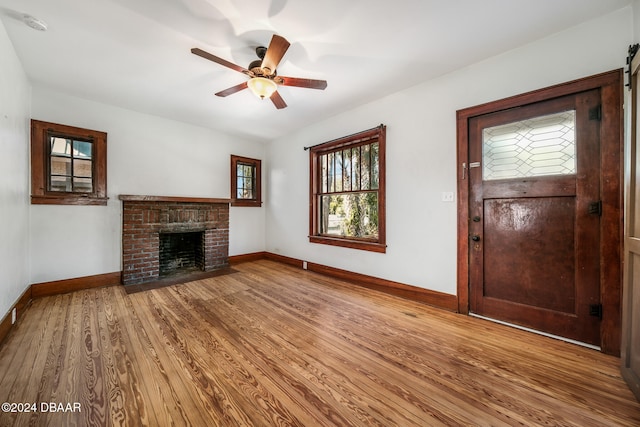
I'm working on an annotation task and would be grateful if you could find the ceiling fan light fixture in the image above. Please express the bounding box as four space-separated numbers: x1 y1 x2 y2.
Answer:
247 77 277 100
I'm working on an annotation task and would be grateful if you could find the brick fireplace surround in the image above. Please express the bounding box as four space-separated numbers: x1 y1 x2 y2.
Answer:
119 195 231 286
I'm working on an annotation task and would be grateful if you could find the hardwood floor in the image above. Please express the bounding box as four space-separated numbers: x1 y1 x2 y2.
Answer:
0 260 638 426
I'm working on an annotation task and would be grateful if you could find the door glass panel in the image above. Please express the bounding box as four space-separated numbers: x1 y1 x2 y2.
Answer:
483 110 576 180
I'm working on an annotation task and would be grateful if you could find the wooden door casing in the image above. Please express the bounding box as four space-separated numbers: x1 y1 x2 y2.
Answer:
621 52 640 400
457 70 623 355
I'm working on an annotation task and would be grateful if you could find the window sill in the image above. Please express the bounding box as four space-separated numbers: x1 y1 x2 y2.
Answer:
31 195 108 206
309 235 386 253
231 199 262 207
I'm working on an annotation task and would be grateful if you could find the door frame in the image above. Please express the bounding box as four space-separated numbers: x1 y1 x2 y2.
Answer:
621 50 640 400
456 70 623 355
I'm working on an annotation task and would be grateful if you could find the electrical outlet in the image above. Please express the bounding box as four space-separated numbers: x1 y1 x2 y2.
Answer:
441 192 455 202
11 308 16 325
302 261 308 270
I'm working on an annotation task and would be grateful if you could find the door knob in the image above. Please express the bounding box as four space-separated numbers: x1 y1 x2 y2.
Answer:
471 235 481 242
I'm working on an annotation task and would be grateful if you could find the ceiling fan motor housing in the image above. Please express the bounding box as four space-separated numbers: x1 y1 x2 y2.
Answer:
255 46 267 59
248 59 266 75
250 46 276 77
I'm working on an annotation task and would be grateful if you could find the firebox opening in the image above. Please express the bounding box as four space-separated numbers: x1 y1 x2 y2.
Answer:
159 231 204 277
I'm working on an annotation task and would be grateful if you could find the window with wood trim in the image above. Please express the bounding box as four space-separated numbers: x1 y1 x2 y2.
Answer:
31 120 107 205
231 155 262 207
309 125 386 252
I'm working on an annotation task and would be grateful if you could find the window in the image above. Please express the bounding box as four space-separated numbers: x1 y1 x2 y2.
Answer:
231 155 262 207
309 125 386 252
31 120 107 205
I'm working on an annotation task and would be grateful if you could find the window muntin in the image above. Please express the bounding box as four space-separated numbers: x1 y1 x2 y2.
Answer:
309 125 386 252
231 155 261 207
31 120 107 205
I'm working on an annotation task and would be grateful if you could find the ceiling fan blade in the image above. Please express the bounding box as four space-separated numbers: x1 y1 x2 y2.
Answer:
215 81 248 97
270 91 287 109
261 35 290 75
191 47 251 75
278 76 327 90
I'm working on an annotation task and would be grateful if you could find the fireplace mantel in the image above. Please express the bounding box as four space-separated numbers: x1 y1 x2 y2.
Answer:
118 195 231 204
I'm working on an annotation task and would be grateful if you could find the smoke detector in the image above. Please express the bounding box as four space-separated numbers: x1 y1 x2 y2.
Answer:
22 14 47 31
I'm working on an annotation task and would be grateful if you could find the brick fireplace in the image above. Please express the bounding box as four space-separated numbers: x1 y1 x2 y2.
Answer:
119 195 230 286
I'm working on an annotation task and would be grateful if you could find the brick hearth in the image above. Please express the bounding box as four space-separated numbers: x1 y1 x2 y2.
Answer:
119 195 231 286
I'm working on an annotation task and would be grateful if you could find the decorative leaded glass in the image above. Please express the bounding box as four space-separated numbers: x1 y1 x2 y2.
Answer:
482 110 576 180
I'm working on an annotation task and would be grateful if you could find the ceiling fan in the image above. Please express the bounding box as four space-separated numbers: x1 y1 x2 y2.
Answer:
191 35 327 109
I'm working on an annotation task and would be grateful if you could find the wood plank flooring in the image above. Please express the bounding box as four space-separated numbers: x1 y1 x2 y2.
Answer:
0 259 639 426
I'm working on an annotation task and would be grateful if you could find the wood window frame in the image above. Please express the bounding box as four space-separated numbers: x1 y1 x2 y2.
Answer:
308 125 386 253
30 119 107 206
230 155 262 207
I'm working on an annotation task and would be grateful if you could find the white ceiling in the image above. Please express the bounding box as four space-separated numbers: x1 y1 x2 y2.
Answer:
0 0 632 142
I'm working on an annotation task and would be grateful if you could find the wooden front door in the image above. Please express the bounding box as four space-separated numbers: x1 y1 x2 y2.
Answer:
457 70 623 354
468 90 602 346
621 50 640 400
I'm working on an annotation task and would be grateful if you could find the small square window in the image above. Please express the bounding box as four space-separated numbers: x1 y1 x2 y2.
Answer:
31 120 107 205
231 155 261 207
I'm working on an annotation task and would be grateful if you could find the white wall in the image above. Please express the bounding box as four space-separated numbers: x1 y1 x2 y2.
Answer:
0 19 31 316
266 7 633 296
30 87 266 283
635 0 640 39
